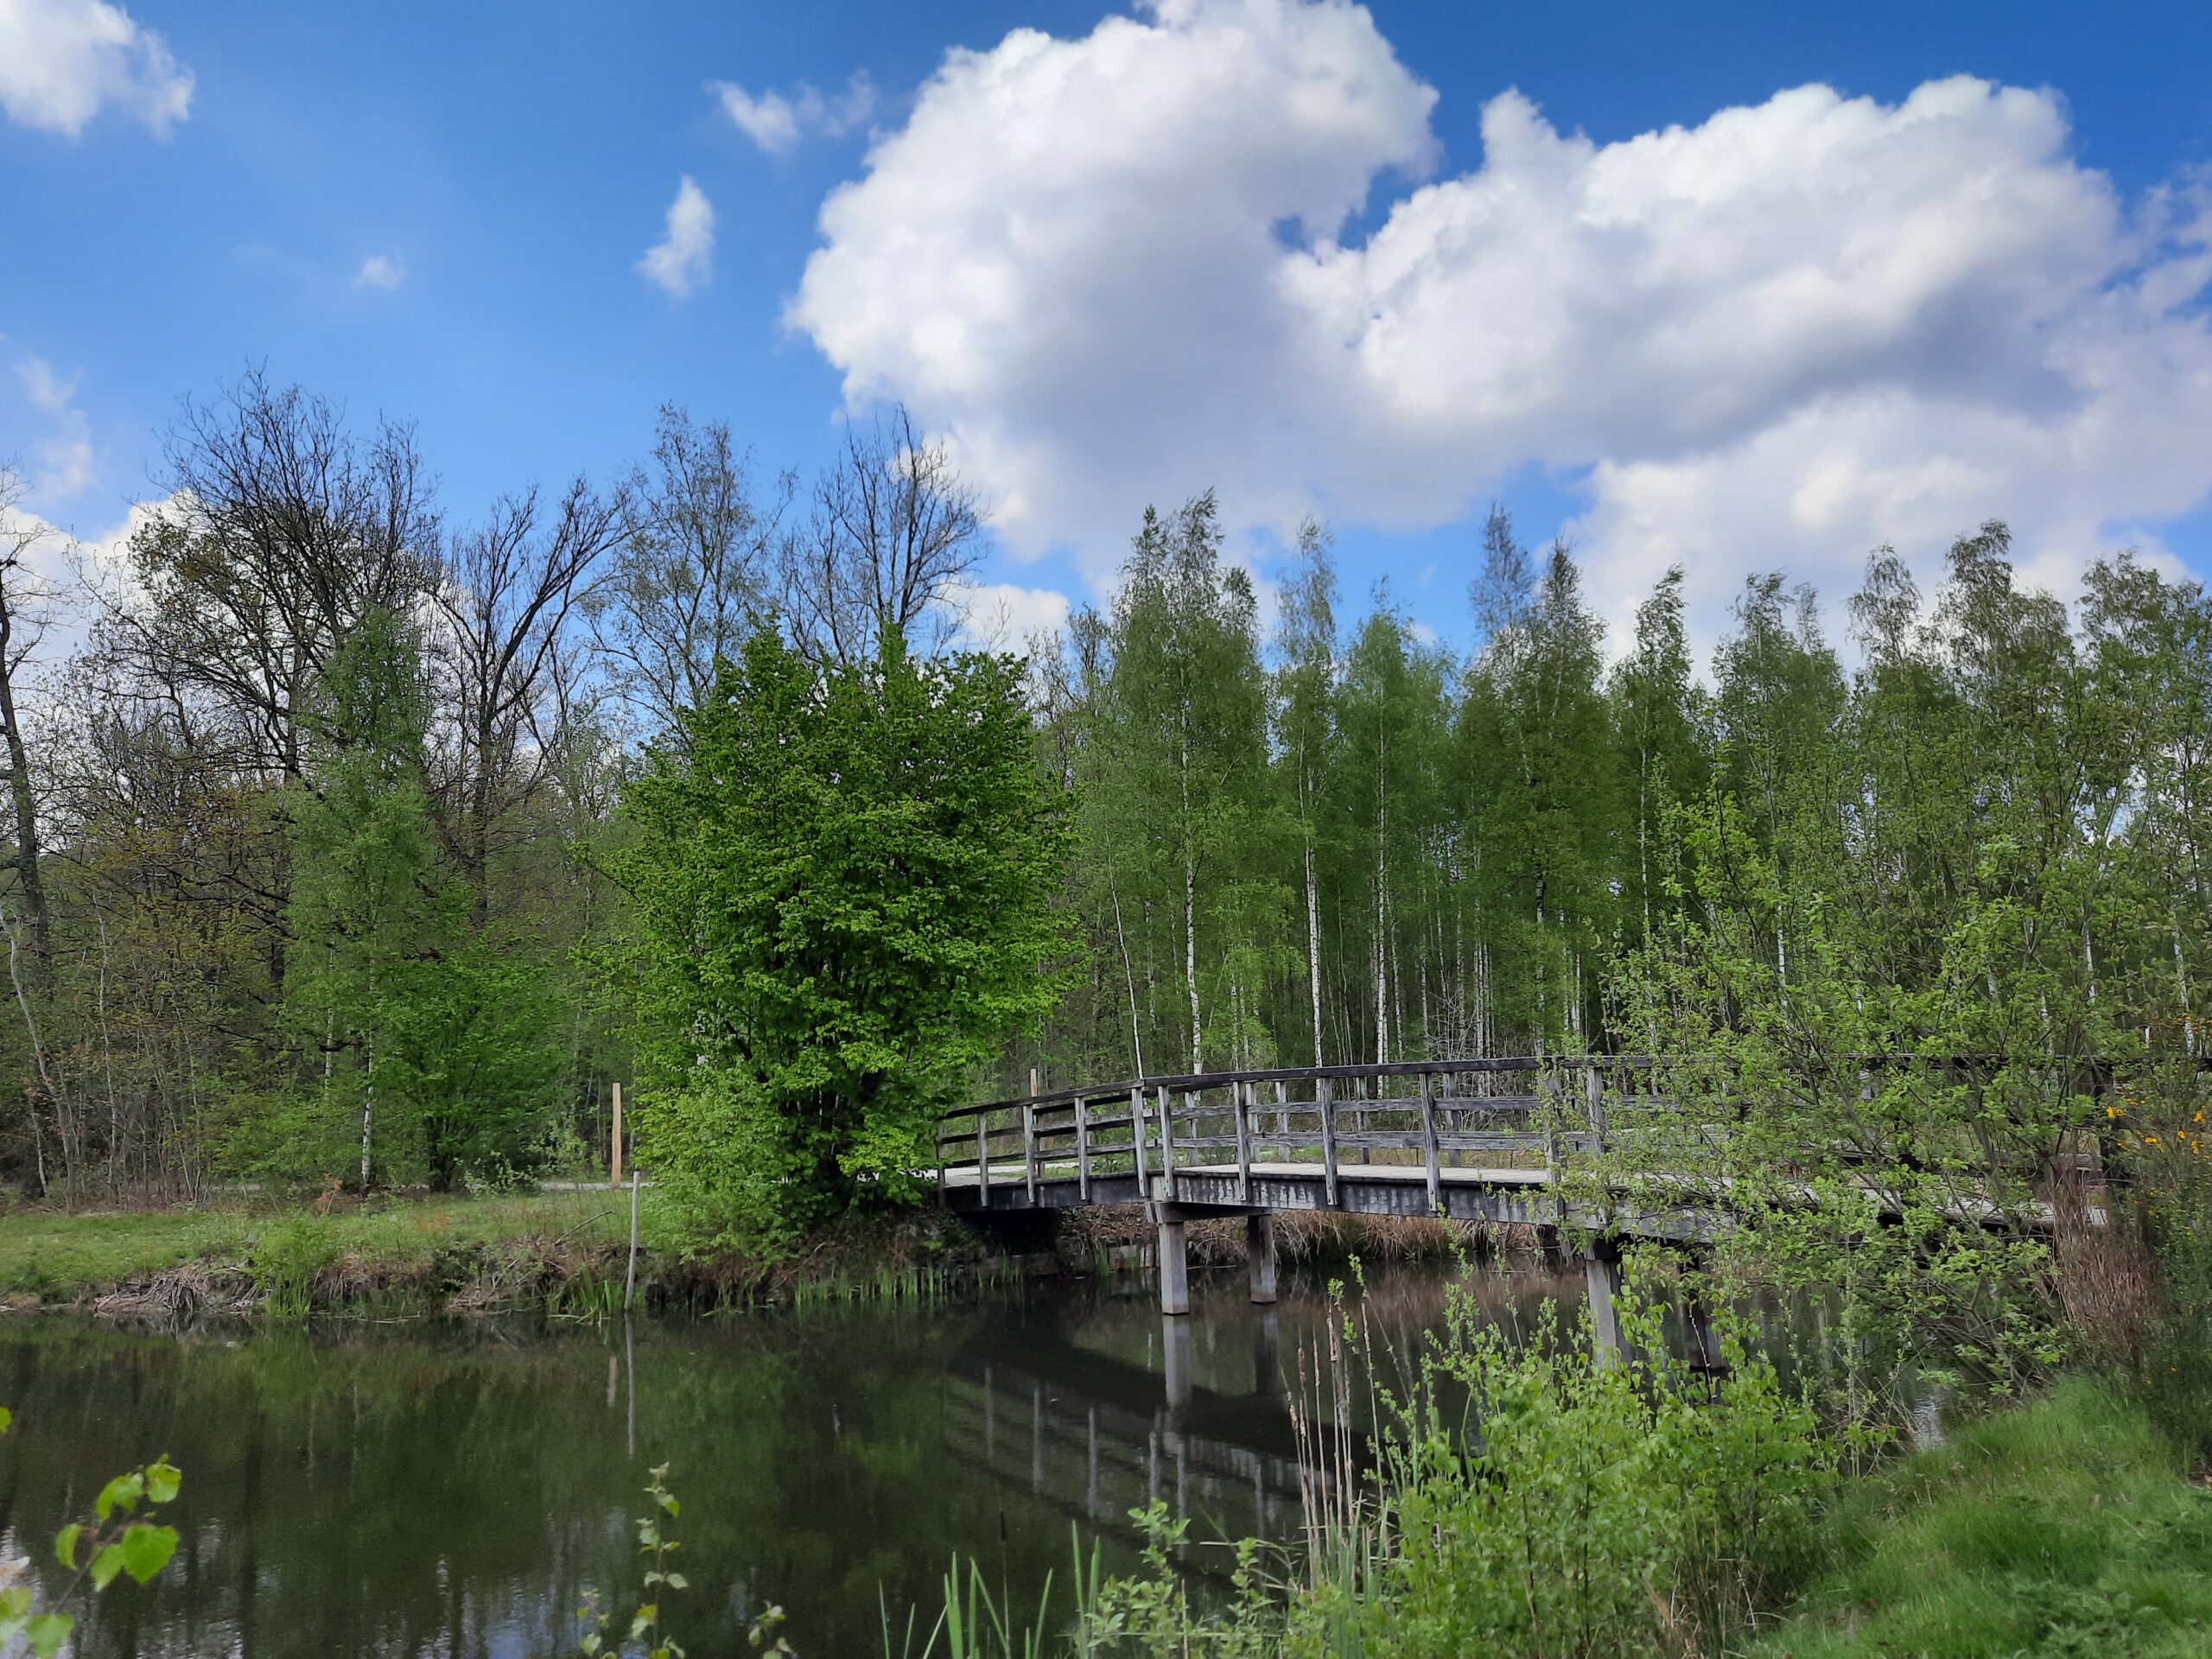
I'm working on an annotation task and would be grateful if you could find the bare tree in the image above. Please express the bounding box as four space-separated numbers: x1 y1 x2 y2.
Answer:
0 467 58 974
782 404 983 666
430 477 626 918
588 406 791 742
114 367 441 785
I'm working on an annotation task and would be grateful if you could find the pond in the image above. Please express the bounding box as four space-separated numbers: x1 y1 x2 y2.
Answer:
0 1259 1605 1658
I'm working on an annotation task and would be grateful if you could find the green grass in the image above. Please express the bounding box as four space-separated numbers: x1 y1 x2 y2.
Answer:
0 1188 646 1300
1754 1379 2212 1658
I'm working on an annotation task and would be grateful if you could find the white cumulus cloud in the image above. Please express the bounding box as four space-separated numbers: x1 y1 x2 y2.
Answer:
944 576 1073 651
353 253 406 291
790 0 2212 643
713 72 875 155
14 356 94 500
0 0 192 137
639 175 715 298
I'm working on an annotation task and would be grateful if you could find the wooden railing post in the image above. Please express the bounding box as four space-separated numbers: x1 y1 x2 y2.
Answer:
977 1111 991 1204
1157 1084 1177 1185
1024 1067 1041 1205
1074 1094 1090 1202
1234 1077 1253 1203
1130 1084 1149 1192
1421 1071 1441 1213
1585 1063 1607 1157
1319 1076 1339 1208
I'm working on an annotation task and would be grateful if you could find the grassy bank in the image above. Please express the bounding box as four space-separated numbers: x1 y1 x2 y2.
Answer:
0 1189 1018 1315
1753 1380 2212 1657
0 1190 647 1313
0 1193 1503 1318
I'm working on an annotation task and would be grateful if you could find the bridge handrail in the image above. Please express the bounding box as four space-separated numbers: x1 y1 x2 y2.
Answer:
941 1054 1664 1124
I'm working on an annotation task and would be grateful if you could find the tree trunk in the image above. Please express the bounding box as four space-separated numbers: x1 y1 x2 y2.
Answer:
359 1041 376 1193
0 582 49 974
1180 739 1201 1074
1304 836 1325 1068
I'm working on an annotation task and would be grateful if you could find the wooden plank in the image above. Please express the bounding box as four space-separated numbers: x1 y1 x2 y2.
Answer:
1075 1094 1090 1201
1158 1084 1177 1183
1319 1076 1339 1207
1421 1072 1441 1212
1234 1078 1252 1203
1130 1085 1149 1191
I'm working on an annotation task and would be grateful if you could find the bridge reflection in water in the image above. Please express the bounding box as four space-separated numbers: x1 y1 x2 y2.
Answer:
935 1262 1592 1563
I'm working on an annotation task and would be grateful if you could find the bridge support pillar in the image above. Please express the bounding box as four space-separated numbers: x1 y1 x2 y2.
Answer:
1585 1243 1624 1368
1246 1212 1278 1305
1157 1215 1190 1316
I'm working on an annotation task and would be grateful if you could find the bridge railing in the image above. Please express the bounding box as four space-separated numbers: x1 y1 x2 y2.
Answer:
934 1056 1685 1210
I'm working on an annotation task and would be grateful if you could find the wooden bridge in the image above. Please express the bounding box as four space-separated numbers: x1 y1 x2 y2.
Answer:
938 1055 1669 1336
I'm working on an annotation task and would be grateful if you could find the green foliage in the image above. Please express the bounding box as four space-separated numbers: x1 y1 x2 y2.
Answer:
249 1213 341 1318
1306 1272 1827 1659
0 1407 182 1658
268 606 572 1189
1749 1380 2212 1658
580 1462 693 1659
613 625 1071 1250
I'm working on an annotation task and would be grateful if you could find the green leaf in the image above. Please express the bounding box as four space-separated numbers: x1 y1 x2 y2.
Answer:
0 1584 31 1647
95 1471 144 1522
0 1404 12 1435
580 1635 602 1656
90 1541 127 1592
664 1572 689 1590
120 1522 179 1585
145 1458 182 1505
24 1611 73 1659
54 1522 81 1569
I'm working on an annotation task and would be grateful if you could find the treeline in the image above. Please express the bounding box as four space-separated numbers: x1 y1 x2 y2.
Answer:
0 372 987 1200
4 367 2209 1212
1018 497 2212 1089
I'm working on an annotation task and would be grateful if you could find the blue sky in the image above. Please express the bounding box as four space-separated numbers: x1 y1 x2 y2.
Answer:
5 0 2212 661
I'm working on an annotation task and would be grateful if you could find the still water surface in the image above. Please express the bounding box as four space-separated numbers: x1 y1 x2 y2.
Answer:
0 1262 1593 1659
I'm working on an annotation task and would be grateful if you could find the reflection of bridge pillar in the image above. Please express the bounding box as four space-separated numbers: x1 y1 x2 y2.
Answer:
1246 1212 1278 1305
1585 1243 1624 1367
1157 1215 1190 1315
1253 1311 1281 1398
1162 1313 1195 1411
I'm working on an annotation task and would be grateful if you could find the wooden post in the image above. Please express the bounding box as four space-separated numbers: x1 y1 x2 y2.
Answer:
1157 1215 1190 1315
1234 1078 1253 1203
1074 1094 1090 1202
1246 1211 1277 1305
1421 1071 1441 1213
1319 1076 1339 1208
1586 1063 1606 1156
1130 1084 1149 1192
1585 1247 1624 1368
1157 1084 1177 1185
977 1112 991 1204
1024 1066 1040 1205
1273 1078 1287 1139
610 1080 624 1187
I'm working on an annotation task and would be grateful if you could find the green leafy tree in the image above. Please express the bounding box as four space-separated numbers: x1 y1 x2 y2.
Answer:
613 626 1070 1249
276 607 568 1189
